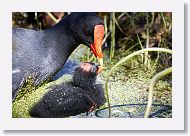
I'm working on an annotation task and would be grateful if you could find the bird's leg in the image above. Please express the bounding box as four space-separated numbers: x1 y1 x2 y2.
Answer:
88 102 97 112
86 102 97 116
84 94 97 113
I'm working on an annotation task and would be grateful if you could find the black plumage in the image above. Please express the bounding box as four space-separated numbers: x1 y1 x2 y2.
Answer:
12 13 104 100
29 62 106 118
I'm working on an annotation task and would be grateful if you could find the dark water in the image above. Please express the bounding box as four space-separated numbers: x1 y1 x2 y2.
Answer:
69 104 172 118
95 104 172 118
51 59 78 80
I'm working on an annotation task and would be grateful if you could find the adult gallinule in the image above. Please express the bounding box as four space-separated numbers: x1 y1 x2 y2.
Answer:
29 62 106 118
12 13 104 100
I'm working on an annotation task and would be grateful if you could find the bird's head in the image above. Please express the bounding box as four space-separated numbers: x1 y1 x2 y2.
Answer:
69 13 104 68
73 62 100 86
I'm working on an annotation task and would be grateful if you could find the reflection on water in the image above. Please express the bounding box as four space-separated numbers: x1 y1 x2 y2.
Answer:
51 60 78 80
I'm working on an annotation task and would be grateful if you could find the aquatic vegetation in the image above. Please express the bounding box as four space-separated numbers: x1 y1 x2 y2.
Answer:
12 74 72 118
104 48 172 117
144 67 172 118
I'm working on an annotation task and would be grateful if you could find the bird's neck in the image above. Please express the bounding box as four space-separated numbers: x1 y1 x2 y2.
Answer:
41 19 80 73
73 75 97 89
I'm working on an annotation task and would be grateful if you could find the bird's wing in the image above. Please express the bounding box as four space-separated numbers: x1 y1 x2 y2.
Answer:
30 86 93 118
51 91 92 117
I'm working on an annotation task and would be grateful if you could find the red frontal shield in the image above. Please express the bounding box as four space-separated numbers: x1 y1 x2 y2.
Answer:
90 24 104 59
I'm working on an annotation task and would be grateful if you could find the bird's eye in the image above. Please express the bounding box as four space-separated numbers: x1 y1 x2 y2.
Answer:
83 28 91 36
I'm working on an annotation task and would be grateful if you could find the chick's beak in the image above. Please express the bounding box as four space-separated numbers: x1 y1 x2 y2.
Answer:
90 24 104 67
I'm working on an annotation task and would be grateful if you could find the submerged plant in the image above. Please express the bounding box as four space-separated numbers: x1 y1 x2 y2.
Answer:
144 67 172 118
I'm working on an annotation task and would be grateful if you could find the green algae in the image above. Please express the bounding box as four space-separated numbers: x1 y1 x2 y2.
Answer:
12 74 72 118
98 66 172 118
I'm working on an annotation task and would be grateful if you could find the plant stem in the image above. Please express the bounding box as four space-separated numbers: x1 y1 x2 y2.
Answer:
46 12 59 23
144 12 150 66
151 38 161 74
136 33 144 50
87 48 90 61
150 12 155 27
104 15 108 39
160 12 167 29
102 32 110 46
109 13 113 62
110 12 116 61
104 48 172 118
35 12 42 30
115 15 127 36
144 67 172 118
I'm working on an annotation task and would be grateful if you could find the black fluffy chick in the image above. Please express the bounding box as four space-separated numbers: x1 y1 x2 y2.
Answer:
30 62 106 118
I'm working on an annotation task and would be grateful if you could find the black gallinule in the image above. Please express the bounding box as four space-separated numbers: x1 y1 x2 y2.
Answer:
29 62 106 118
12 13 104 100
